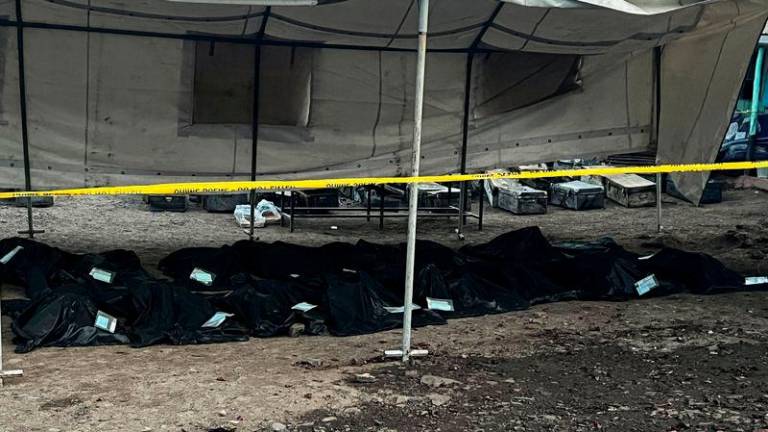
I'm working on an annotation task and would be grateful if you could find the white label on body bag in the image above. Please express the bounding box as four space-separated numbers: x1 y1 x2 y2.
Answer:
635 274 659 296
745 276 768 286
637 252 658 261
291 302 317 313
384 304 422 314
94 310 117 333
426 297 455 312
89 267 115 284
190 267 215 286
0 245 23 265
202 312 234 328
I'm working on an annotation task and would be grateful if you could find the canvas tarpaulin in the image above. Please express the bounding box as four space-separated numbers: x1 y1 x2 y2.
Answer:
0 0 764 203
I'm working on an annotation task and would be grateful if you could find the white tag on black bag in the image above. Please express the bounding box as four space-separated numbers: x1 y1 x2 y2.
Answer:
0 245 23 265
745 276 768 286
190 268 215 286
426 297 455 312
89 267 115 284
291 302 317 313
384 304 422 314
635 274 659 296
637 252 657 261
201 312 234 328
94 310 117 333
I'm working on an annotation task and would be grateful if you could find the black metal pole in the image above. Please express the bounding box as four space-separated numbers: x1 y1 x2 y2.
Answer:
478 179 484 231
248 8 270 240
290 190 295 233
14 0 42 238
366 187 372 222
457 53 473 237
379 186 385 230
248 43 261 241
453 3 502 238
653 46 664 231
653 46 662 149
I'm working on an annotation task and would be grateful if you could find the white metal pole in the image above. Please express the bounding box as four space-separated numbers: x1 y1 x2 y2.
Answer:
401 0 429 363
0 288 23 386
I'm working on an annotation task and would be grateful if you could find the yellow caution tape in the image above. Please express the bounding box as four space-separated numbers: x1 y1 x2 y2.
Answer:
1 160 768 199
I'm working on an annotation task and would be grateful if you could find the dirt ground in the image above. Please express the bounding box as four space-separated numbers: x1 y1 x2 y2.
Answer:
0 187 767 432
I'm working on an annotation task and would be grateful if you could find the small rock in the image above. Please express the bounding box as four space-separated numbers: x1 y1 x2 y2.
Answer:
420 375 461 388
394 395 410 405
294 358 323 368
427 393 451 406
271 422 287 431
353 373 377 383
343 407 362 416
217 410 227 417
541 414 559 424
321 416 337 423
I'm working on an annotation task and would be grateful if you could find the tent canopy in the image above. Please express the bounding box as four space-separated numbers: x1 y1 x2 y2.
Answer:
0 0 765 203
14 0 728 53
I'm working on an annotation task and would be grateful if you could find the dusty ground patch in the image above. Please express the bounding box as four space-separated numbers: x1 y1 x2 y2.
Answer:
0 189 766 431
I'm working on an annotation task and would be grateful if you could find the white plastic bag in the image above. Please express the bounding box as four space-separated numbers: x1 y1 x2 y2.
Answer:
233 199 281 228
234 204 266 228
256 199 282 223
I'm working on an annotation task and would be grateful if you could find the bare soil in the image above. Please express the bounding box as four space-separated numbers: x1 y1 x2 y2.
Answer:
0 188 766 432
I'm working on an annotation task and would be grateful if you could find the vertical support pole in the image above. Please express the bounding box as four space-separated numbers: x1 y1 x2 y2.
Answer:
14 0 40 239
0 288 23 385
248 43 262 241
366 187 372 222
379 186 385 230
652 46 662 151
653 46 663 233
457 53 473 238
400 0 429 363
249 7 270 240
289 190 295 233
747 47 765 168
656 173 662 233
478 179 484 231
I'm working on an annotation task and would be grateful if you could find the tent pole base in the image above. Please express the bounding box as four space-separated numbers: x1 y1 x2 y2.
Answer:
384 349 428 361
0 369 23 387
